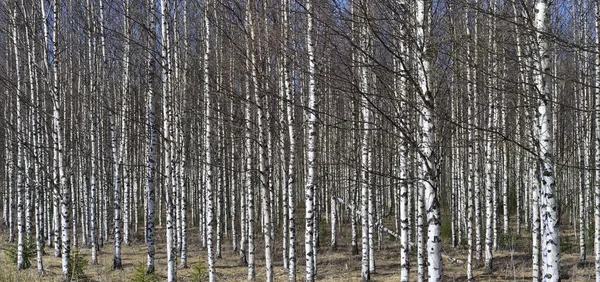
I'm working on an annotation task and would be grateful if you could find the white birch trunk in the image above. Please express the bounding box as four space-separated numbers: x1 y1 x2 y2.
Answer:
577 87 587 263
394 33 410 279
330 196 337 250
284 0 297 276
279 48 289 269
86 5 98 256
111 95 122 270
531 164 540 281
28 23 43 272
244 3 255 279
360 83 370 282
357 3 371 280
252 32 273 282
179 9 188 259
40 0 60 256
99 0 108 248
34 106 44 275
368 140 375 274
534 0 560 279
122 5 131 242
160 0 176 279
48 0 70 277
463 4 475 279
484 83 495 271
305 0 317 280
215 105 223 261
229 101 238 254
12 2 25 271
416 0 442 279
203 2 215 280
594 1 600 280
145 0 156 273
471 1 482 262
400 149 409 282
394 32 410 282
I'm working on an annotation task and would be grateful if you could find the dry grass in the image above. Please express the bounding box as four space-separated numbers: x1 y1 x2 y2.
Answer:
0 223 596 281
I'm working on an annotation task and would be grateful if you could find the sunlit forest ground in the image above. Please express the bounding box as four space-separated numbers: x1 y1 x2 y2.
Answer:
0 215 596 281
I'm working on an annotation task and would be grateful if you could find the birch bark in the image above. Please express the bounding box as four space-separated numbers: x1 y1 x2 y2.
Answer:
305 0 317 280
533 0 560 279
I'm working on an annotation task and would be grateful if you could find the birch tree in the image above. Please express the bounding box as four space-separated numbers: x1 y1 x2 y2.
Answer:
11 0 25 271
160 0 177 279
283 0 296 279
415 0 442 278
358 2 372 279
145 0 156 273
533 0 560 279
305 0 317 280
203 0 216 280
594 0 600 280
244 2 255 279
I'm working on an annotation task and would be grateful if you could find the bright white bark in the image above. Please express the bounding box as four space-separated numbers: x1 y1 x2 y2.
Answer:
594 1 600 280
229 100 238 254
368 140 375 273
400 149 409 282
284 0 296 277
121 0 131 247
145 0 156 273
215 105 222 261
331 197 337 250
12 2 25 271
471 0 482 263
111 92 122 270
243 3 255 280
160 0 176 280
577 79 587 263
533 0 560 280
416 152 425 282
99 0 108 248
359 23 371 282
254 41 274 282
2 50 8 232
27 20 43 272
279 9 290 265
305 0 317 280
393 28 409 281
484 76 495 271
34 103 44 276
416 0 442 279
46 0 70 277
39 0 60 257
203 2 215 280
463 4 475 279
90 112 98 264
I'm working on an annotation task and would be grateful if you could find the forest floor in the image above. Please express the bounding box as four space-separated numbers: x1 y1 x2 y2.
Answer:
0 221 596 281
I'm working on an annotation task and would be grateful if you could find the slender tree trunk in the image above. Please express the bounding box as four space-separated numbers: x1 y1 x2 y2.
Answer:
416 0 442 279
145 0 156 274
180 4 190 257
484 75 495 272
284 0 296 277
111 91 122 270
394 33 410 280
160 0 176 279
358 6 371 280
244 3 255 279
594 1 600 280
533 0 560 279
305 0 317 280
203 2 215 280
12 2 25 271
121 0 131 247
